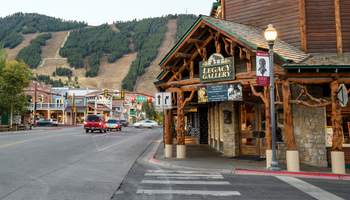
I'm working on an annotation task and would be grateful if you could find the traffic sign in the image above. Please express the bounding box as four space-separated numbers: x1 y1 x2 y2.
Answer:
337 84 348 107
154 92 173 110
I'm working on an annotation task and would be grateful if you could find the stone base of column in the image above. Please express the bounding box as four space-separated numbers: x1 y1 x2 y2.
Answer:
331 151 346 174
164 144 173 158
286 150 300 172
266 149 272 169
176 145 186 159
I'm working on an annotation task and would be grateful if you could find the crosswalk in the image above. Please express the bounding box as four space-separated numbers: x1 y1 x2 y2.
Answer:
136 169 241 197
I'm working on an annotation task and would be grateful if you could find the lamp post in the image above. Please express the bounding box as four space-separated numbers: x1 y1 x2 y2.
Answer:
264 24 280 170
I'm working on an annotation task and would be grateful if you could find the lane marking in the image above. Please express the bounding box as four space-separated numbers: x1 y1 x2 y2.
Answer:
155 176 224 180
144 173 223 178
146 170 220 175
141 180 230 185
136 189 241 196
276 176 344 200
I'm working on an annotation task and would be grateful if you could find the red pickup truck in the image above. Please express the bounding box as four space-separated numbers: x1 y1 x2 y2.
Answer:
84 114 107 133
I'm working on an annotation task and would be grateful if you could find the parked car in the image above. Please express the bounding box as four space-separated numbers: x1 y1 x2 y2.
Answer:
36 119 53 127
133 120 158 128
106 119 122 131
120 119 129 127
83 115 107 133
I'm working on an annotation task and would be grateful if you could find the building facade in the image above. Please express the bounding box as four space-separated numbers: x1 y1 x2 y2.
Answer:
155 0 350 174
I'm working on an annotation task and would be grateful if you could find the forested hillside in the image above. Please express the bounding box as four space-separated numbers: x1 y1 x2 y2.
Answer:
0 13 197 92
16 33 52 68
59 14 197 90
0 13 86 49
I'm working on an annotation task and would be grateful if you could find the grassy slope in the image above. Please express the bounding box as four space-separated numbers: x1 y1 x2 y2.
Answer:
5 33 39 60
134 19 177 95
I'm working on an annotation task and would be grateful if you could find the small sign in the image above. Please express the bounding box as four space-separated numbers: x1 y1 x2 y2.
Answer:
256 51 270 86
325 126 333 147
200 53 234 83
154 92 172 110
200 83 243 103
337 84 348 107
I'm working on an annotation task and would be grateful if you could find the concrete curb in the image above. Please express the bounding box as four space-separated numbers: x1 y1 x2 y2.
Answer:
234 168 350 181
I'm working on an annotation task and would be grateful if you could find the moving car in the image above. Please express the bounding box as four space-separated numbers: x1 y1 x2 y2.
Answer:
36 118 54 127
83 115 107 133
106 119 122 131
120 119 129 127
133 120 158 128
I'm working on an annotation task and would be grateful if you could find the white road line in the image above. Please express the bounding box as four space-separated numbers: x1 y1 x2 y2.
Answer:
155 176 224 180
141 180 230 185
276 176 344 200
136 189 241 196
144 173 223 178
146 170 220 175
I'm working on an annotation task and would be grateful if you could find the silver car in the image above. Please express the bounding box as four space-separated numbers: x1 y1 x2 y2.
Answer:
133 120 158 128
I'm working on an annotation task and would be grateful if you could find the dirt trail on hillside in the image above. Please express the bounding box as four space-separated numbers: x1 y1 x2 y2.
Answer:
77 53 137 89
134 19 177 95
5 33 39 60
33 31 71 78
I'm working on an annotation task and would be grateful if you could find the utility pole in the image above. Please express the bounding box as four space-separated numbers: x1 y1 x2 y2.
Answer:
33 82 37 126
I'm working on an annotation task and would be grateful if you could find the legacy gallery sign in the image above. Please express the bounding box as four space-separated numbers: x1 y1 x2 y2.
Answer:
200 53 234 82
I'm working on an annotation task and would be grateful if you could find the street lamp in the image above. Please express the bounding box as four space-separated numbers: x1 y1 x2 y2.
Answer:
264 24 280 171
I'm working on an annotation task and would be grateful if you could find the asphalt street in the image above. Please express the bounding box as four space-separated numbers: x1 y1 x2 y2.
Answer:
0 126 161 200
113 144 350 200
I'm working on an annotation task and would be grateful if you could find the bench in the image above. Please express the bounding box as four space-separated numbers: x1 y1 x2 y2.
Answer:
0 125 10 132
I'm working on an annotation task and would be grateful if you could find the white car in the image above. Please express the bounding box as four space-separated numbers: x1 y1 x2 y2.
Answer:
133 120 158 128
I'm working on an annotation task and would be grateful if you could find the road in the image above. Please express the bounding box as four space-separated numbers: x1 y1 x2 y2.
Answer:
113 144 350 200
1 127 350 200
0 126 161 200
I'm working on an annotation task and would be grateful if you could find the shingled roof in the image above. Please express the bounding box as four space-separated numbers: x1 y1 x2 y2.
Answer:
159 15 309 68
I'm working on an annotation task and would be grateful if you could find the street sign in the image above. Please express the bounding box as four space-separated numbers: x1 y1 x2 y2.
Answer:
337 84 348 107
154 92 172 110
256 51 270 86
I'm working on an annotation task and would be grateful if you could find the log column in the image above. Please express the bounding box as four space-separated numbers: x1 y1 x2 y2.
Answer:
282 80 300 172
264 87 272 168
164 109 173 158
330 80 345 174
176 91 186 159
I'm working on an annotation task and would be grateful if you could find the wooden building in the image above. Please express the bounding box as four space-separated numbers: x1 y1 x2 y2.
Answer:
155 0 350 174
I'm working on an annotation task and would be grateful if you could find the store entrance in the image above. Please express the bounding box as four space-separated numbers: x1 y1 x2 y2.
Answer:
239 102 266 158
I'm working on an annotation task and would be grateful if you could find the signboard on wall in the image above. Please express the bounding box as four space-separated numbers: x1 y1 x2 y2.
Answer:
198 83 243 103
256 51 270 86
200 53 234 83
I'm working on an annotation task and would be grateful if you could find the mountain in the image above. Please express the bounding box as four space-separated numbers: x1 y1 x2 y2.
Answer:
1 13 197 94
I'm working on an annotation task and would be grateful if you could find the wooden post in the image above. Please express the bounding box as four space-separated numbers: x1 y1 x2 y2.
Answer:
283 80 300 172
164 109 173 158
176 91 185 145
334 0 343 54
190 61 194 80
282 80 297 150
331 80 343 151
330 80 346 174
264 86 272 150
299 0 307 52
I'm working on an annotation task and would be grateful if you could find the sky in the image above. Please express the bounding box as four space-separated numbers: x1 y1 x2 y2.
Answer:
0 0 215 25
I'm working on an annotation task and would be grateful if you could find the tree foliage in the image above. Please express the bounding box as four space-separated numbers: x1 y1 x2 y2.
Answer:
0 59 32 117
55 67 73 77
176 14 197 41
16 33 52 68
60 24 129 77
35 75 65 87
0 13 87 49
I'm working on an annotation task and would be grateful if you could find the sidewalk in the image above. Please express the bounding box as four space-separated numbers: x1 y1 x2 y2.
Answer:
151 143 350 180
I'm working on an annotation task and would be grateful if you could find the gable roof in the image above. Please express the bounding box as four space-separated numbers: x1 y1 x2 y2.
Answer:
159 15 309 67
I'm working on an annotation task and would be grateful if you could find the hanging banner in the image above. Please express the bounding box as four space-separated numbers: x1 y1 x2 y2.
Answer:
256 51 270 86
200 53 234 83
198 83 242 103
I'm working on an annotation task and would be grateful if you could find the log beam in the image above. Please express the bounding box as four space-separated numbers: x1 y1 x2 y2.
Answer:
335 0 343 54
164 109 173 145
282 80 297 150
331 80 343 151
